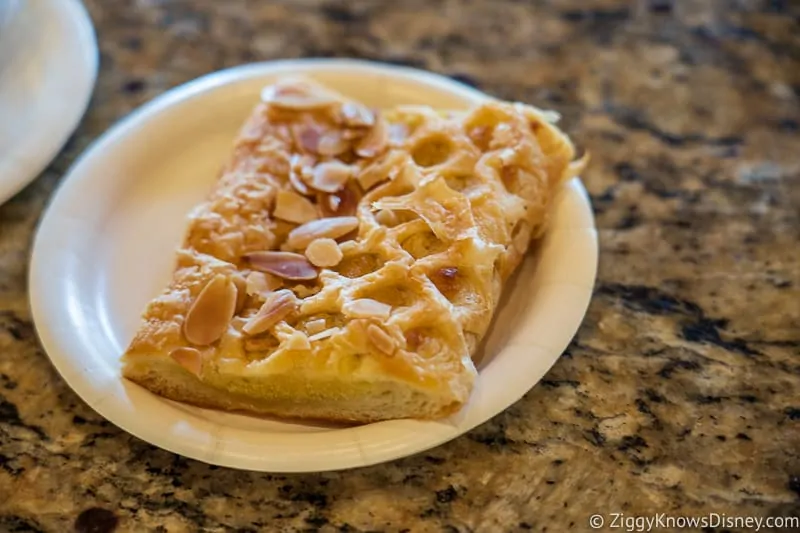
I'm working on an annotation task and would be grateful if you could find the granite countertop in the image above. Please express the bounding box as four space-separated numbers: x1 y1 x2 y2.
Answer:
1 0 799 531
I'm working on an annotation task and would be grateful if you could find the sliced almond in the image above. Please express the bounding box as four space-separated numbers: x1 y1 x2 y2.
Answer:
245 271 283 295
301 166 315 181
215 232 245 259
291 153 317 171
170 347 202 376
342 298 392 320
231 274 248 313
261 82 338 110
242 290 298 336
305 318 327 335
273 189 319 224
388 123 409 144
286 216 359 250
340 102 375 127
295 125 321 153
287 154 317 196
183 274 237 346
309 161 352 193
308 327 340 342
289 168 311 196
355 116 388 158
316 131 351 156
320 184 359 217
245 251 318 281
356 150 403 190
356 167 388 191
305 238 343 268
367 324 396 356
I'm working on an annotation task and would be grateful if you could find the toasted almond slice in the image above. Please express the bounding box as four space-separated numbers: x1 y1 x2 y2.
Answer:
305 238 343 268
305 318 327 335
356 150 404 190
289 168 311 196
367 324 396 356
308 327 340 342
355 116 388 158
388 123 409 144
245 251 318 281
170 347 202 376
291 153 317 170
295 125 321 153
340 102 375 127
320 184 359 217
301 167 315 182
242 290 298 336
183 274 237 346
215 232 245 258
342 298 392 320
245 271 283 295
316 131 351 156
231 274 248 313
309 161 352 193
273 190 319 224
286 216 359 250
261 82 338 110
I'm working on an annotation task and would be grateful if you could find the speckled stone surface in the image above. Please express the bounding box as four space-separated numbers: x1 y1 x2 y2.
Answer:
1 0 799 531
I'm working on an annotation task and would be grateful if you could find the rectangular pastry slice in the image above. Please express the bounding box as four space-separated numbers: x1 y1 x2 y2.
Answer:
120 77 583 422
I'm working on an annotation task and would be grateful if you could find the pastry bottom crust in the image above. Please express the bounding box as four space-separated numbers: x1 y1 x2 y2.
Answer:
123 356 464 423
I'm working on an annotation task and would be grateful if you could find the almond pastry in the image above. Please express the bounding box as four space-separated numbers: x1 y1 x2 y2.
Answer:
120 77 584 423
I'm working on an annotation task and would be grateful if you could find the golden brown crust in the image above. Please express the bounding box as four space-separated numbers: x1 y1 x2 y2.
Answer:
121 77 582 423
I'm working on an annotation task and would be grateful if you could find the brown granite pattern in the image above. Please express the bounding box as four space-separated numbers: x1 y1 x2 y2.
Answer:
1 0 799 531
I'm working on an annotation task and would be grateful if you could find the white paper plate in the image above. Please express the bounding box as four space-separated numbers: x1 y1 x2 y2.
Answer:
0 0 98 205
30 59 597 472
